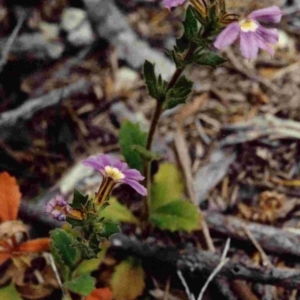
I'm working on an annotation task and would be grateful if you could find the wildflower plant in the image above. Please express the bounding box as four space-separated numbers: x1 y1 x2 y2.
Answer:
44 1 282 299
214 6 282 59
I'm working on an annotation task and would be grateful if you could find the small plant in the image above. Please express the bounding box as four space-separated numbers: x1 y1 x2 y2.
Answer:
40 1 282 299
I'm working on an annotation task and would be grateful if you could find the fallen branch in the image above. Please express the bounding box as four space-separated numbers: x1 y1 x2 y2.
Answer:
110 233 300 289
223 49 282 94
83 0 175 78
0 33 64 60
220 114 300 146
18 190 61 232
179 250 300 289
205 212 300 257
0 79 92 135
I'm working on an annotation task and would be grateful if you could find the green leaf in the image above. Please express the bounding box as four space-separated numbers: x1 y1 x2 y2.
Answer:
119 121 147 171
168 49 184 69
50 229 80 270
72 239 98 260
131 145 159 162
0 284 22 300
110 259 145 300
99 197 139 224
157 74 168 101
74 257 103 276
189 5 207 26
66 216 86 228
143 61 167 102
73 248 107 277
151 163 184 210
208 5 218 24
193 50 226 69
143 60 157 99
174 36 190 54
165 75 193 109
64 274 96 296
71 189 89 210
183 6 198 40
150 200 201 232
92 221 120 239
100 222 120 237
50 241 70 279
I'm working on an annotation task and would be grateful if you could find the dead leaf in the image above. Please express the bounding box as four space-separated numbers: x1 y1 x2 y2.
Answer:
17 238 50 253
0 172 22 222
110 259 145 300
15 284 53 300
85 288 112 300
238 191 291 224
271 177 300 187
175 93 208 123
0 253 12 265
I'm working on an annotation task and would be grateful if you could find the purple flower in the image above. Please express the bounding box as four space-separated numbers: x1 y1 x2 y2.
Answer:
214 6 282 59
163 0 186 9
44 195 71 221
82 154 147 197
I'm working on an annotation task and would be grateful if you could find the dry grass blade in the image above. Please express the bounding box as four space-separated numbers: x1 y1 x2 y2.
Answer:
0 12 27 73
47 253 70 299
174 124 195 202
196 239 231 300
242 224 271 267
177 270 195 300
174 123 215 252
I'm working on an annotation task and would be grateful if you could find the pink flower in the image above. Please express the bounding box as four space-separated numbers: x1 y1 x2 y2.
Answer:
163 0 186 9
82 154 147 197
214 6 282 59
44 195 71 221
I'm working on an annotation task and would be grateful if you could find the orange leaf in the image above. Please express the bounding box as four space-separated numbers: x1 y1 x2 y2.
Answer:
0 172 21 222
85 288 112 300
17 238 50 253
0 253 11 265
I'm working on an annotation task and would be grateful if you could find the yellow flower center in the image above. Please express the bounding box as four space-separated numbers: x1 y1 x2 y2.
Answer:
239 19 259 32
104 166 125 181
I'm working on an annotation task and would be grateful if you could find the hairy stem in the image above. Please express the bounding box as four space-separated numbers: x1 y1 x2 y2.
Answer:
142 45 196 223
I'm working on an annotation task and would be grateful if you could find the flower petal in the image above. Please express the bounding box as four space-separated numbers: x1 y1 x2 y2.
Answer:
98 154 115 168
249 6 282 23
122 169 145 181
122 178 147 196
257 37 275 57
256 26 278 44
240 32 259 59
163 0 186 9
214 22 240 50
114 161 128 171
82 158 105 173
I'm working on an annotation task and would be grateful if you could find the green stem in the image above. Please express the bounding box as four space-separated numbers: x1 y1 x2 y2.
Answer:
145 101 164 151
142 44 196 223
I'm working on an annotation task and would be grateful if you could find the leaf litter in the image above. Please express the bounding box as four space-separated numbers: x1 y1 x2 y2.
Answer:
1 0 300 299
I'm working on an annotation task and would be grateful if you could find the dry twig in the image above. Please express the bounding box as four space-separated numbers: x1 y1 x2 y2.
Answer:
0 12 26 73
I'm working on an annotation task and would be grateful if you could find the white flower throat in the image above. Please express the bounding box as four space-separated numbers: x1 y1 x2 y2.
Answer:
239 19 259 32
104 166 125 181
